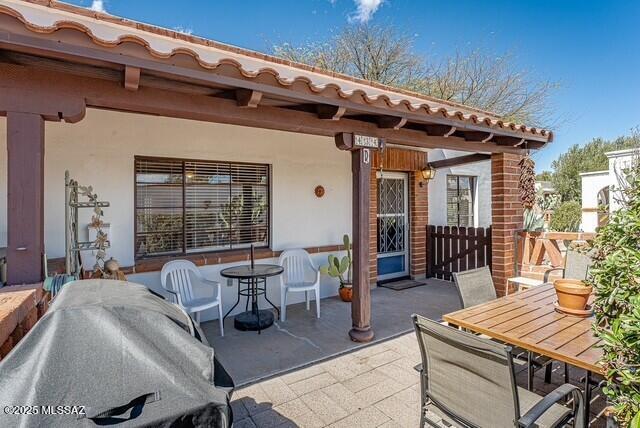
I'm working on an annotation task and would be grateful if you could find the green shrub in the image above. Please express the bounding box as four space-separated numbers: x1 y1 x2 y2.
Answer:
549 200 582 232
588 161 640 427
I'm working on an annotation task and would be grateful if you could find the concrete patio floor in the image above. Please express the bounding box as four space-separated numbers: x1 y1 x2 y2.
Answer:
202 278 606 427
229 332 607 428
201 279 460 385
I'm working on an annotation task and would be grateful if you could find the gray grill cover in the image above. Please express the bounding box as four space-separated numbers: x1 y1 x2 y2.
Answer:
0 279 233 427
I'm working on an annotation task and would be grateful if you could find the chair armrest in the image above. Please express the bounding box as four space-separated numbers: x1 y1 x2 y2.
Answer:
201 278 221 299
160 284 179 304
543 267 565 282
518 383 583 428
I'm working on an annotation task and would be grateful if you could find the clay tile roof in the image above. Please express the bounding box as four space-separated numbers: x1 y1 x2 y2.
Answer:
0 0 552 141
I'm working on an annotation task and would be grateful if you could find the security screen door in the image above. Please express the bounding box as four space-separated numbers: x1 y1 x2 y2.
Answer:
376 172 409 280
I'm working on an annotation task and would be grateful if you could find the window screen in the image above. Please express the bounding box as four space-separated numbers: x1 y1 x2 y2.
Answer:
135 157 269 258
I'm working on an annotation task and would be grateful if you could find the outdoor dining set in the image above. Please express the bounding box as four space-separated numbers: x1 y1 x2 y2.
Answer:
159 245 322 336
414 249 598 427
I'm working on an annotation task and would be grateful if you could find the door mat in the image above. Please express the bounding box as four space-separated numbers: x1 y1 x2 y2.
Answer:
379 279 426 291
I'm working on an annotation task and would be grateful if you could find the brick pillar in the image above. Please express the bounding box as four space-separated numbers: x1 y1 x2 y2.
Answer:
491 153 524 296
409 171 428 279
369 169 378 285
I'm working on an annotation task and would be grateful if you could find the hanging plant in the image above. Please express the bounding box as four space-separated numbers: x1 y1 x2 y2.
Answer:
518 154 537 209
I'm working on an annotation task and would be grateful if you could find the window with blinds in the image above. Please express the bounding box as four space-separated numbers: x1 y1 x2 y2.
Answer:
135 157 270 258
446 175 476 227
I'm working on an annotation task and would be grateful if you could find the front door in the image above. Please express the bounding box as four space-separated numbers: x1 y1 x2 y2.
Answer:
376 172 409 281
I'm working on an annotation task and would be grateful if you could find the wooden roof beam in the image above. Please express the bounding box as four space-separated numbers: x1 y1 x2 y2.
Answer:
428 153 491 169
377 116 407 130
316 104 346 120
493 135 527 147
235 89 263 108
123 65 140 91
462 131 494 142
425 124 456 137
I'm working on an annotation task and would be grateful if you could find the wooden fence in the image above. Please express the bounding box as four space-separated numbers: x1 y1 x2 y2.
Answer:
426 225 492 281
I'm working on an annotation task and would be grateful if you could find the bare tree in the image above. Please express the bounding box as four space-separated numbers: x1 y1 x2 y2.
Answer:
273 24 557 127
420 50 557 125
273 25 423 86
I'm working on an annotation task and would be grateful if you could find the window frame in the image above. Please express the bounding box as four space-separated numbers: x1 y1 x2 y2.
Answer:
134 155 272 260
446 174 477 227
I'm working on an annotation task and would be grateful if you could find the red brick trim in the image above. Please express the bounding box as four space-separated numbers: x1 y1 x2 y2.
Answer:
0 283 48 360
47 244 347 276
409 171 428 279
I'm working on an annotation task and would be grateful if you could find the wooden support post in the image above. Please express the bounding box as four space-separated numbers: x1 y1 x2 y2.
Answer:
349 148 374 343
6 112 45 285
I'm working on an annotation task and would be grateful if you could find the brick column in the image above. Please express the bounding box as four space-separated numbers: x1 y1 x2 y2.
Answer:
409 171 428 279
491 153 523 296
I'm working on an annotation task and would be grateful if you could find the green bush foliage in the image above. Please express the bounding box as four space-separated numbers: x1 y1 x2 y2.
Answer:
588 161 640 427
549 200 582 232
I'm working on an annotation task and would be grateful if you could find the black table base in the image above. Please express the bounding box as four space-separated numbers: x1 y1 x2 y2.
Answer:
221 268 282 334
234 309 275 331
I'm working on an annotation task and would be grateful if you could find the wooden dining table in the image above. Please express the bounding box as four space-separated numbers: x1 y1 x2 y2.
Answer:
443 283 603 423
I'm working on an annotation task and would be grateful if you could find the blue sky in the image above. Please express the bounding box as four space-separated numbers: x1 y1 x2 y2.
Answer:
68 0 640 171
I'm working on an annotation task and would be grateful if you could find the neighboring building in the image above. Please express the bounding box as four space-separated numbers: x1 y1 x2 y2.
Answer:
580 148 638 232
535 180 556 197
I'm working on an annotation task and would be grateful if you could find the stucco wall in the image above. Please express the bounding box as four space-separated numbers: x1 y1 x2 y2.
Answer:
427 149 492 228
0 110 354 320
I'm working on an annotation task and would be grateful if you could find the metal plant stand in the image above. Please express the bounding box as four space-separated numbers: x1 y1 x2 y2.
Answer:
64 171 110 278
221 264 283 333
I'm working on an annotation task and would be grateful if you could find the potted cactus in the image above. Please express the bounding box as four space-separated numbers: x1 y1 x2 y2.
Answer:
320 234 353 302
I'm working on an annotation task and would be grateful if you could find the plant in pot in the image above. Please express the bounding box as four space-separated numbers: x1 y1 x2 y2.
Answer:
320 234 353 302
553 277 592 312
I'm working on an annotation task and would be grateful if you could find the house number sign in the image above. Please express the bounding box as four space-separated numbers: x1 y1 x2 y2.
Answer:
353 135 381 149
363 149 370 164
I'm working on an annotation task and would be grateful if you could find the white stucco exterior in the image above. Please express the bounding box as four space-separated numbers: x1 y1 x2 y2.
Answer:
427 149 492 228
580 148 638 232
0 110 495 320
0 109 356 319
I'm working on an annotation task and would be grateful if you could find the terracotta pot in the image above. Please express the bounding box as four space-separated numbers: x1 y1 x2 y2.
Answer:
554 279 592 310
339 286 353 302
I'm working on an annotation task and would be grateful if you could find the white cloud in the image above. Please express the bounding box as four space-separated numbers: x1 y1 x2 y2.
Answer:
90 0 106 13
348 0 384 23
173 26 193 35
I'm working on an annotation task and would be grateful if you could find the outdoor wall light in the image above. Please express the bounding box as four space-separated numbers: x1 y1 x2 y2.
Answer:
420 165 436 181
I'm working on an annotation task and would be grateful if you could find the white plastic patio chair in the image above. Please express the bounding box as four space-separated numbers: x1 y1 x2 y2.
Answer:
278 249 321 322
160 260 224 336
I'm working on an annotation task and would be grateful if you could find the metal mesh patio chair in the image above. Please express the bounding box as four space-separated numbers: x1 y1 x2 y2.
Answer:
412 314 584 428
452 266 560 390
543 250 593 282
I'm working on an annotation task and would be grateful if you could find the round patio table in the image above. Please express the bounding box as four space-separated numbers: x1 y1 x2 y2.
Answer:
220 264 283 333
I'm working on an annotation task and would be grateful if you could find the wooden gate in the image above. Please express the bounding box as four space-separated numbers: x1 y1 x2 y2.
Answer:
426 226 492 280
